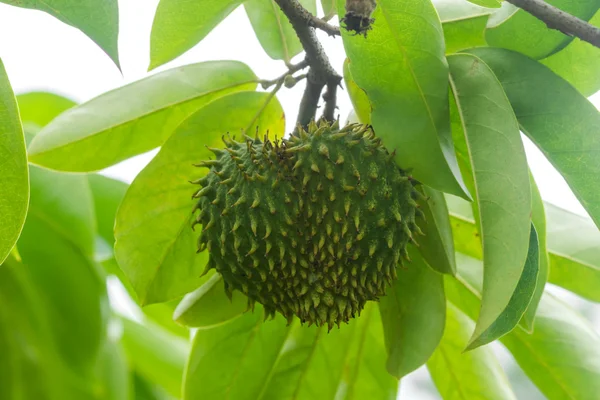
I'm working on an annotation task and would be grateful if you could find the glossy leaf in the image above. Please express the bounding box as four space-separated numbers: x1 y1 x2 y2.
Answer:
485 0 599 59
470 47 600 232
18 166 107 372
0 60 28 265
17 91 76 128
174 274 248 328
28 61 257 172
150 0 244 69
541 11 600 97
503 293 600 399
245 0 316 62
343 58 371 124
417 186 456 276
337 0 470 199
0 0 120 68
467 224 539 349
379 249 445 378
520 174 548 331
121 318 189 398
114 91 284 305
427 302 517 400
183 307 292 400
448 53 531 349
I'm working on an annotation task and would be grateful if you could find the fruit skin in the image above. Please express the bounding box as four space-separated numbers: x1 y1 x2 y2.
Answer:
192 120 422 330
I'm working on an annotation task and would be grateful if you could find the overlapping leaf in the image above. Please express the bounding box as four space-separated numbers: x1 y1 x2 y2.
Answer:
337 0 470 199
379 249 446 378
0 0 120 68
114 91 284 305
434 0 492 54
150 0 244 69
470 48 600 232
245 0 316 62
0 60 28 265
485 0 600 59
17 91 76 128
448 53 531 349
28 61 257 172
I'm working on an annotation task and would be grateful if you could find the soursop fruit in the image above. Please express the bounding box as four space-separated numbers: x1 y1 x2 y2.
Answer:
191 120 422 329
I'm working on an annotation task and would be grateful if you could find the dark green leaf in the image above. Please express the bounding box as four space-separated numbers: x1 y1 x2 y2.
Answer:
379 249 445 378
470 47 600 232
0 60 28 265
245 0 316 62
150 0 243 69
485 0 599 59
17 91 76 128
174 274 248 328
541 11 600 97
520 174 548 331
0 0 120 68
114 91 284 305
28 61 256 172
121 318 189 398
427 302 517 400
18 166 108 372
417 186 456 275
448 53 531 349
133 371 172 400
337 0 471 199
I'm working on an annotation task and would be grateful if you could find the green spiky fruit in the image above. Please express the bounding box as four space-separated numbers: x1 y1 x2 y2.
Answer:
191 121 422 330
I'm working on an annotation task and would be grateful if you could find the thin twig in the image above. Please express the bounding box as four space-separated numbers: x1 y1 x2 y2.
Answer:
273 0 342 130
259 59 309 89
506 0 600 48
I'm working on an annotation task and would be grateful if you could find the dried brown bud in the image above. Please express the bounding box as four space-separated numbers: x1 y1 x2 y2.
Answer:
342 0 377 36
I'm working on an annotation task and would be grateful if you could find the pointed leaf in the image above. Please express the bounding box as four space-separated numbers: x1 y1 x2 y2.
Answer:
114 91 284 305
17 91 76 128
541 10 600 96
28 61 257 172
469 47 600 233
337 0 470 199
448 53 531 348
379 249 445 378
343 58 371 125
245 0 316 62
174 274 248 328
150 0 244 69
485 0 600 59
520 174 548 331
417 186 456 275
0 0 120 68
0 59 28 265
427 302 517 400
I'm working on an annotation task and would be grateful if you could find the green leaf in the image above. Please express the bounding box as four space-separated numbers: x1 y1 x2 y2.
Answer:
427 302 517 400
417 186 456 275
343 58 371 125
0 0 120 68
28 61 257 172
245 0 316 62
92 340 131 400
114 91 284 305
485 0 600 59
541 10 600 96
520 174 548 331
469 47 600 232
174 274 248 328
378 249 445 378
0 59 28 265
133 371 172 400
335 305 398 400
17 91 76 128
337 0 471 199
143 299 190 338
321 0 336 18
88 174 128 250
465 0 499 8
183 307 292 400
434 0 492 54
150 0 243 69
18 166 108 372
121 318 189 398
502 293 600 399
448 53 531 349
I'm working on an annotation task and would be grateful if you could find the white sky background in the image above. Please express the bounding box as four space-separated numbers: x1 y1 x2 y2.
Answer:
1 0 599 398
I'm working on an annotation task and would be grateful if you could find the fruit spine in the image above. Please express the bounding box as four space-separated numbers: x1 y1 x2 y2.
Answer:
192 120 422 330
